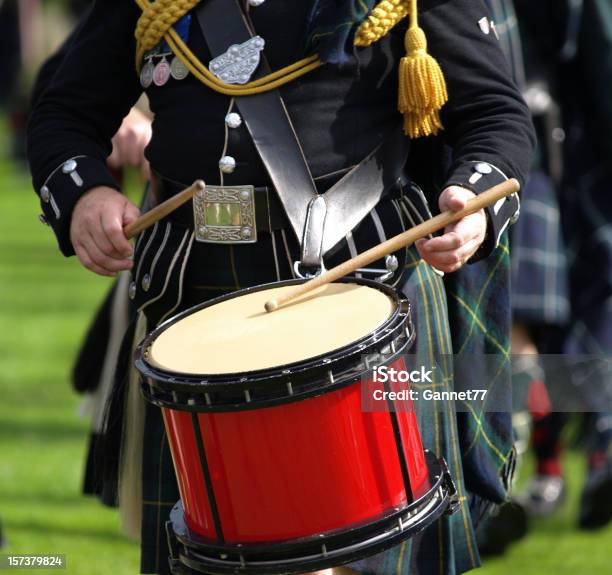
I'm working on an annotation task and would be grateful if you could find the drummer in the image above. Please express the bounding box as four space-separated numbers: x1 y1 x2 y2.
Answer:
27 1 534 574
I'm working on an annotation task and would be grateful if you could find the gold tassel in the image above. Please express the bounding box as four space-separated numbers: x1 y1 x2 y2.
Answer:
398 0 448 138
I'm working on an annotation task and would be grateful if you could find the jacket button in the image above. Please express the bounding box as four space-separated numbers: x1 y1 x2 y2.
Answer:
225 112 242 129
129 281 137 300
474 162 493 175
62 159 77 174
142 273 151 292
219 155 236 174
248 0 266 6
40 186 50 202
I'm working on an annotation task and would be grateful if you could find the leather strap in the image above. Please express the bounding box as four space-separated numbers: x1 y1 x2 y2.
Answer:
195 0 316 244
321 127 408 254
301 196 327 269
195 0 410 264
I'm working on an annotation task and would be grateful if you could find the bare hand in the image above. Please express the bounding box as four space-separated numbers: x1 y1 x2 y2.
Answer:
415 186 486 273
108 108 152 179
70 186 140 276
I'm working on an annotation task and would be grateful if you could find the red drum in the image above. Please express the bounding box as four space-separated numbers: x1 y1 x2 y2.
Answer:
136 279 457 575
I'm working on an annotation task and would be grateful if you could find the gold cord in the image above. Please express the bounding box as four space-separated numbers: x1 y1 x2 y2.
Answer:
133 0 447 138
397 0 448 137
355 0 410 46
165 29 322 94
135 0 200 69
135 0 322 95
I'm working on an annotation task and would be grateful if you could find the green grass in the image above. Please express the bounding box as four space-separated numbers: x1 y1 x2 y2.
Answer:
1 123 611 575
0 128 139 574
479 452 612 575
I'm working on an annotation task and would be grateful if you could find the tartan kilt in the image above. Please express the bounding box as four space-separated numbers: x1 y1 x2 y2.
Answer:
560 124 612 354
444 235 516 507
509 170 570 328
107 192 513 575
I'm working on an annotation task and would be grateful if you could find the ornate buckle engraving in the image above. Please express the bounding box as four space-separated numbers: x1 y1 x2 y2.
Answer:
209 36 265 85
193 185 257 244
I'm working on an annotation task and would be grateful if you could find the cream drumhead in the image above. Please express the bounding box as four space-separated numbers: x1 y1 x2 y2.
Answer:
148 282 396 374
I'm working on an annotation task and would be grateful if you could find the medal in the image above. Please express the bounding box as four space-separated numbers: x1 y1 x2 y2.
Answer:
170 56 190 81
140 58 155 88
153 57 171 86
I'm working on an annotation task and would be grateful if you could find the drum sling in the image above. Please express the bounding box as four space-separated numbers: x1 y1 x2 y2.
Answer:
194 0 410 271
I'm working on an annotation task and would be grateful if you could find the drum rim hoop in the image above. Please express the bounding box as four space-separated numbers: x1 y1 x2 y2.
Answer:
166 451 458 574
136 278 413 409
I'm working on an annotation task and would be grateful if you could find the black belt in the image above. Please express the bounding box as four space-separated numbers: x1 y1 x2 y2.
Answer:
153 175 288 232
153 172 408 235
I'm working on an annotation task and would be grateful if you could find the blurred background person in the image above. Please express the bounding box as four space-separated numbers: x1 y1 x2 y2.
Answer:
514 0 612 530
470 0 570 553
0 1 150 555
25 0 151 510
479 0 612 556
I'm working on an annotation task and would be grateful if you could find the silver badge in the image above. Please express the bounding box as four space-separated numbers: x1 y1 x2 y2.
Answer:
209 36 265 85
170 56 190 81
153 57 171 86
140 58 155 88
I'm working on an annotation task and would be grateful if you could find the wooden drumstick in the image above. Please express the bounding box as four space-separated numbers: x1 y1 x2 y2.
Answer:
123 179 205 239
264 178 520 313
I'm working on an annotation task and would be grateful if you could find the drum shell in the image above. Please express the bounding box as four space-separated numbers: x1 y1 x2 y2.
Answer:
162 356 429 543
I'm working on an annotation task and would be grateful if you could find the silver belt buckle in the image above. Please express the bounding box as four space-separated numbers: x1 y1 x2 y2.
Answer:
193 185 257 244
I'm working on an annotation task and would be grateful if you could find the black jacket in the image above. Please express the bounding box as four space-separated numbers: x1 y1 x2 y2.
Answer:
27 0 534 257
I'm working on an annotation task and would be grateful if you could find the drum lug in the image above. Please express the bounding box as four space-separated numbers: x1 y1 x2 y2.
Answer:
446 493 461 515
318 534 329 558
354 255 399 283
293 254 398 281
440 462 460 515
166 518 188 575
364 353 380 369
